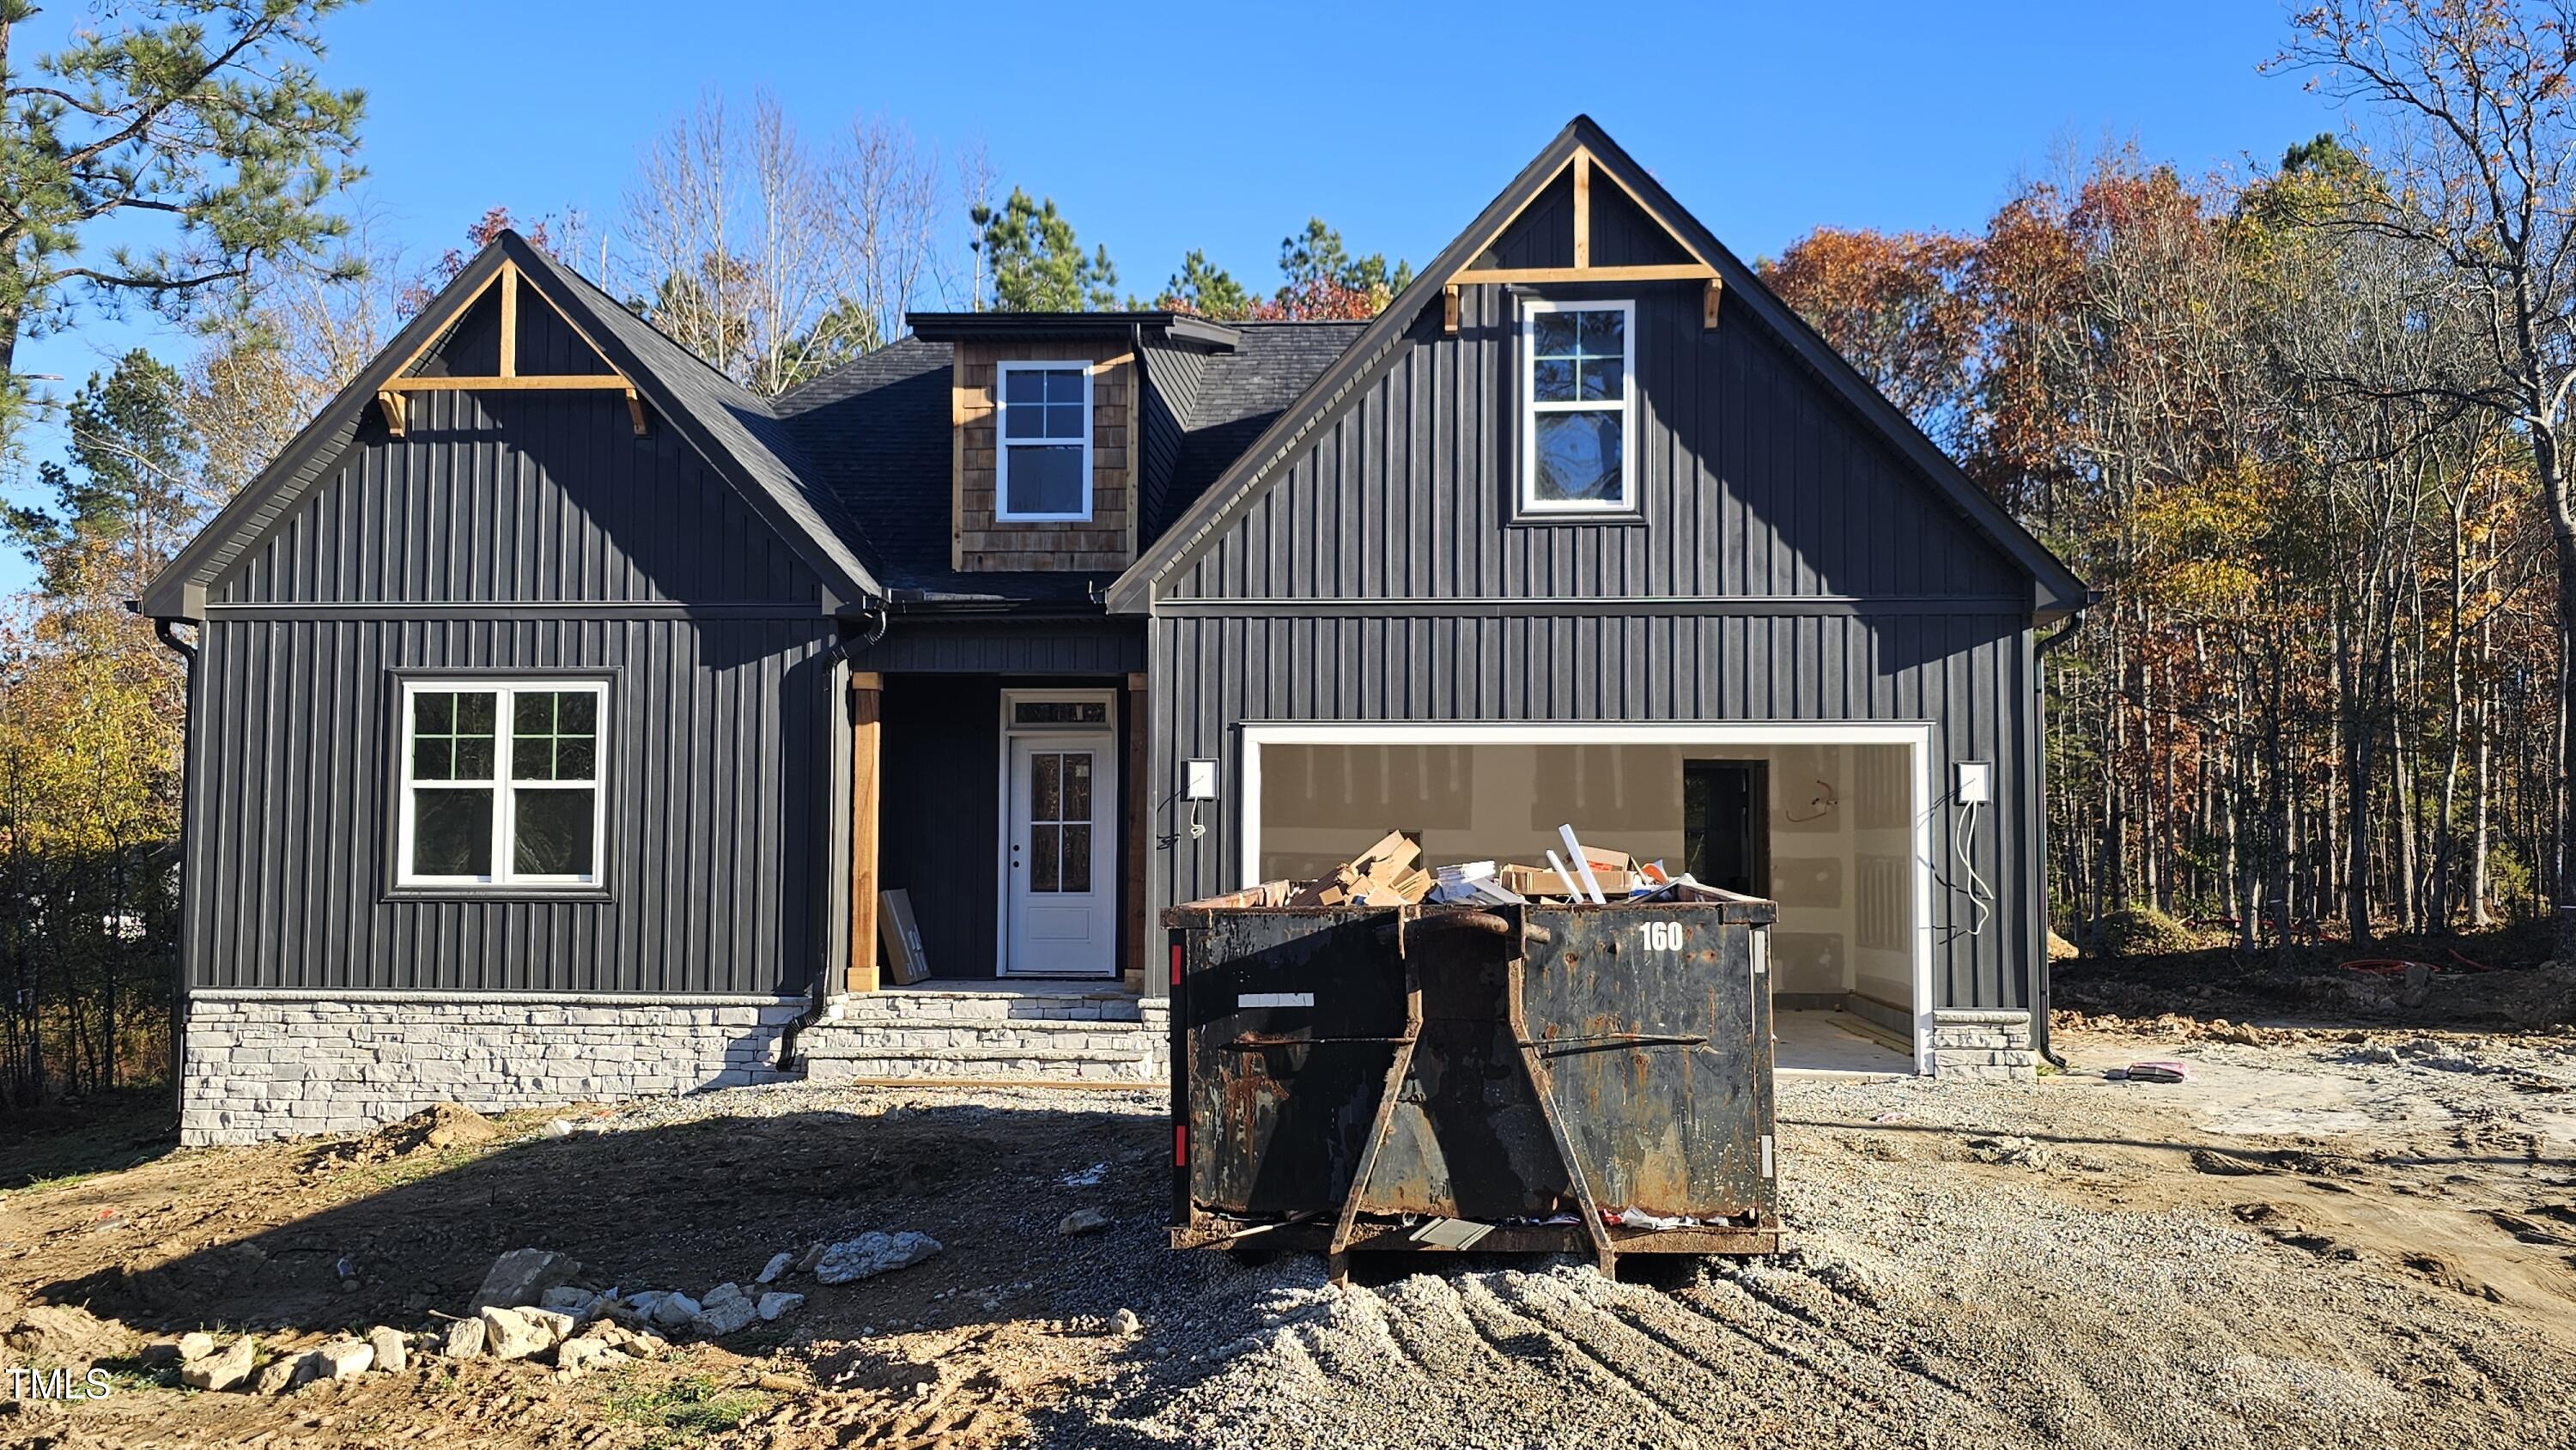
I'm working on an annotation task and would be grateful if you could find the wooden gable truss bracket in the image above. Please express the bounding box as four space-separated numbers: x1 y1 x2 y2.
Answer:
376 261 653 437
1439 146 1725 332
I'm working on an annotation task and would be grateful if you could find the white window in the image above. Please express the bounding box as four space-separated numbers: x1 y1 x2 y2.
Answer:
1519 299 1635 513
398 679 607 888
996 361 1092 521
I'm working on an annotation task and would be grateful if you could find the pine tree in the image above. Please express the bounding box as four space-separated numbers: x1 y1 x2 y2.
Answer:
5 350 197 601
0 0 368 446
1157 249 1257 319
970 188 1119 311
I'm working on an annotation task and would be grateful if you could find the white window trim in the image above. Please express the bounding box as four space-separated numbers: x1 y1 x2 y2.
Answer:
994 360 1095 523
1518 297 1637 514
395 677 610 889
1235 719 1937 1075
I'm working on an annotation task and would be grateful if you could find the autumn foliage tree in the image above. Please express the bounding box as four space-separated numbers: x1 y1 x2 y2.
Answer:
1759 227 1982 447
1763 126 2560 956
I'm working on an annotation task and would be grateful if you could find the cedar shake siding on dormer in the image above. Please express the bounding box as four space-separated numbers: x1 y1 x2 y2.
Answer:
951 339 1138 572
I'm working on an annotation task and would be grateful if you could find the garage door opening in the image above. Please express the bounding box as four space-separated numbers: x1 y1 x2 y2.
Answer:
1242 725 1930 1074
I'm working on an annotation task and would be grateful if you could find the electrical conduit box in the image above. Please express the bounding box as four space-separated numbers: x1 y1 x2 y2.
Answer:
1955 761 1991 805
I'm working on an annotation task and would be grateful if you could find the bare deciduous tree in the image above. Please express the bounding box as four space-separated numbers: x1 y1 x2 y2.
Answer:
617 90 951 397
2279 0 2576 958
183 221 410 509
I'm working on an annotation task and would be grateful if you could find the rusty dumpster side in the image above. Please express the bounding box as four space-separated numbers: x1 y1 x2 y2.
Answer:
1166 887 1781 1275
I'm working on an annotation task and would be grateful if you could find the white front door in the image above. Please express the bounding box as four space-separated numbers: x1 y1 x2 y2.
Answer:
1003 734 1116 976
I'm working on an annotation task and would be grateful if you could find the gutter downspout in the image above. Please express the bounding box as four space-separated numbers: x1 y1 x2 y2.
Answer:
780 598 891 1070
144 610 198 1110
2030 605 2089 1071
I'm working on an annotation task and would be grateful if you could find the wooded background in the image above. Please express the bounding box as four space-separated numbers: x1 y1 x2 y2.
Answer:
6 0 2567 1107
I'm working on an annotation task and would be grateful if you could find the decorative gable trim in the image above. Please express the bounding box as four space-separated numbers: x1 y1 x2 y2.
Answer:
373 259 646 439
142 233 884 619
1437 145 1723 334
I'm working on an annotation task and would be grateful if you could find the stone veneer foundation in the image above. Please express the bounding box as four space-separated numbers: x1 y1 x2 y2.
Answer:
179 991 807 1144
1927 1009 2041 1081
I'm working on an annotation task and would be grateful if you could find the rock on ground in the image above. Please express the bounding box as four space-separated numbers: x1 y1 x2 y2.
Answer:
538 1284 599 1320
179 1336 256 1392
554 1337 627 1374
757 1291 804 1322
478 1306 553 1362
520 1307 575 1344
440 1317 486 1359
254 1353 313 1396
468 1248 585 1312
368 1325 407 1374
1057 1209 1110 1235
311 1339 374 1380
813 1231 943 1285
176 1331 216 1363
647 1292 701 1331
756 1251 793 1283
692 1283 759 1338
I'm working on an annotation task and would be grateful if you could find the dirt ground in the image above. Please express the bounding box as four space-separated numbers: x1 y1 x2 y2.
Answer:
3 1010 2574 1448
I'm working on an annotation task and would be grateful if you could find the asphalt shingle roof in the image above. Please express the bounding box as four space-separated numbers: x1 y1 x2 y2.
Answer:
1163 322 1368 539
775 320 1365 600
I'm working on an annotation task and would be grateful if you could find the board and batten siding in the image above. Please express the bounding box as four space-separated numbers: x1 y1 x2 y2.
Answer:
1144 274 2042 1016
1163 285 2022 604
185 388 844 998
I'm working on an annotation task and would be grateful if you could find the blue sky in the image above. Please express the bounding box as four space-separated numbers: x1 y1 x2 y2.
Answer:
4 0 2346 597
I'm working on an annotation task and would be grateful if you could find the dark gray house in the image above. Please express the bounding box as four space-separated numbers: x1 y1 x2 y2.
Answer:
144 117 2087 1143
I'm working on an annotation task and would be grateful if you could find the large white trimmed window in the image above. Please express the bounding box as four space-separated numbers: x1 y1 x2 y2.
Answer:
995 361 1093 521
398 678 607 888
1519 299 1636 513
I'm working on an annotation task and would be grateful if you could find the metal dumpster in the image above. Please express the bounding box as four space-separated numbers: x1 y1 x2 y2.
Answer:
1166 884 1780 1277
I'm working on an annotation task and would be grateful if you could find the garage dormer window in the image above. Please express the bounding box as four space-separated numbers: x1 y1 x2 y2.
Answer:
996 361 1093 521
1520 300 1634 513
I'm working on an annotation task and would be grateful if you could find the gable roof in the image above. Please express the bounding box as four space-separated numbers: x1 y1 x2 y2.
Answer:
1102 115 2090 618
141 232 882 620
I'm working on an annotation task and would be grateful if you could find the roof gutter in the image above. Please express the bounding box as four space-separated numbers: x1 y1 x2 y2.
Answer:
2029 604 2089 1071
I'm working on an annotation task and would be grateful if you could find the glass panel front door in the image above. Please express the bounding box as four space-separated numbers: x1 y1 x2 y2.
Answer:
1005 725 1115 976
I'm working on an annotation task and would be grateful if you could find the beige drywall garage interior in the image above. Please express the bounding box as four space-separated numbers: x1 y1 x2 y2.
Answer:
1236 722 1936 1071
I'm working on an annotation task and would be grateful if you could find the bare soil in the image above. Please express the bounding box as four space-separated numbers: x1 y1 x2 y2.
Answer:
0 1013 2572 1449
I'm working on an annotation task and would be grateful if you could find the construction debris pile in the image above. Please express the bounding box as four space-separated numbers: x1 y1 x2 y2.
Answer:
1249 827 1702 909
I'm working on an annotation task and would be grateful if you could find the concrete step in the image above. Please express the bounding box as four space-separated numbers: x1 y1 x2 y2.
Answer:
801 1019 1157 1055
823 990 1151 1025
827 1013 1158 1033
801 1042 1163 1086
796 1009 1169 1087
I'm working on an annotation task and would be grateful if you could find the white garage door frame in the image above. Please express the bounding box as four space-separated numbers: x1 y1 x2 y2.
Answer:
1236 719 1936 1075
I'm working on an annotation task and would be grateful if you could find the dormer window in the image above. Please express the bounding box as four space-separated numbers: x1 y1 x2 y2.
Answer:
1519 299 1634 513
996 361 1093 521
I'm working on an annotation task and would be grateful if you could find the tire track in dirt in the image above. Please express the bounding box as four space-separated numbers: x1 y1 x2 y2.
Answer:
1447 1271 1700 1442
1480 1272 1723 1434
1361 1276 1541 1437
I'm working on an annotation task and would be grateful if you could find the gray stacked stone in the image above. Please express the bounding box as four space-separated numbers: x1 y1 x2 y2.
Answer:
179 991 805 1144
1928 1010 2040 1081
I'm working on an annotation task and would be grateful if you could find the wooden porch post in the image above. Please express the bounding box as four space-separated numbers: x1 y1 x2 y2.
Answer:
848 670 884 993
1126 670 1148 992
